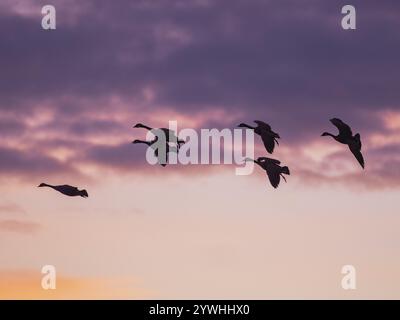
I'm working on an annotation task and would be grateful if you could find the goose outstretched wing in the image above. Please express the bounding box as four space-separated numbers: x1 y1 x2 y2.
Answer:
354 133 362 150
254 120 271 131
348 143 365 169
265 167 281 188
330 118 353 137
260 133 276 154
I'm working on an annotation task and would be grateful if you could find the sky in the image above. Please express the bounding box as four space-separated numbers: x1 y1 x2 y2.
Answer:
1 0 400 299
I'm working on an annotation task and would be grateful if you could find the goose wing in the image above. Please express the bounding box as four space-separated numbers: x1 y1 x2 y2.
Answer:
60 185 78 191
254 120 271 131
260 133 276 153
354 133 362 150
348 143 365 169
55 185 79 196
161 128 179 141
330 118 353 137
265 167 281 188
154 143 173 166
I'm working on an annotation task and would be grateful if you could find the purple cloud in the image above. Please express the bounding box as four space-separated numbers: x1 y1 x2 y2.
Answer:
0 0 399 188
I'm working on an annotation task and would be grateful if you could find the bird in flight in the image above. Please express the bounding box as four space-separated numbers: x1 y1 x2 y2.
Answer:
245 157 290 189
38 183 89 198
238 120 280 154
321 118 365 169
133 123 185 148
133 137 178 167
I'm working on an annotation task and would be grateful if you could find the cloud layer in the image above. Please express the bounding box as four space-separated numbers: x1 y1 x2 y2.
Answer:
0 0 399 188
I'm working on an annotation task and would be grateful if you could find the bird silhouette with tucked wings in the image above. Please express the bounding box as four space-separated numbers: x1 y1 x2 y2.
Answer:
38 183 88 198
321 118 365 169
238 120 280 154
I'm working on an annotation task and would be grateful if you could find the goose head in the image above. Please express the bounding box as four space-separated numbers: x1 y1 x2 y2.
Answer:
38 183 47 187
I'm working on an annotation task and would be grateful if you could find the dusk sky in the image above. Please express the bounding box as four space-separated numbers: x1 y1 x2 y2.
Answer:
1 0 400 299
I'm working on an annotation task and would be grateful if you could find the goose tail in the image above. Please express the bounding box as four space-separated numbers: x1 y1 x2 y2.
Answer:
281 166 290 175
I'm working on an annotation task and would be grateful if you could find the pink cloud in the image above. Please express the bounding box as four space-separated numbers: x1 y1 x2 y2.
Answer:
0 219 41 234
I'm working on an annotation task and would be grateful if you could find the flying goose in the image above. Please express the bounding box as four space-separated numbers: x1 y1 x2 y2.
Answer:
238 120 280 154
245 157 290 189
321 118 365 169
38 183 89 198
133 123 185 148
132 138 178 167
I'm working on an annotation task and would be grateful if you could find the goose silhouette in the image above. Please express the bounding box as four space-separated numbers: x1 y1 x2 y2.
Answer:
133 123 185 148
38 183 89 198
238 120 280 154
245 157 290 188
132 138 178 167
321 118 365 169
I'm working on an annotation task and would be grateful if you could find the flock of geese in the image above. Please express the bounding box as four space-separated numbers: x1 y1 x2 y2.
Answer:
38 117 365 197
